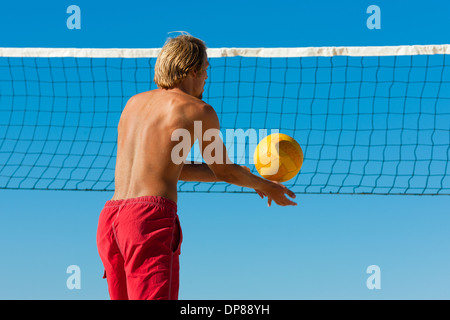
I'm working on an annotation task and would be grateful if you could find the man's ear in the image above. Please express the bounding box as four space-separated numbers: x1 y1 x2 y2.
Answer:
190 69 198 78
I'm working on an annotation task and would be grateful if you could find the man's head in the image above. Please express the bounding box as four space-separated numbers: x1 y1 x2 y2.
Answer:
154 34 208 97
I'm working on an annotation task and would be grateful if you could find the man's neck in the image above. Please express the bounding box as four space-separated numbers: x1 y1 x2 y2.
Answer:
170 79 195 97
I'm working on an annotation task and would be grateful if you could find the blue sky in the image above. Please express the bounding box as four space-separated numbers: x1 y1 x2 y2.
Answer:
0 0 449 300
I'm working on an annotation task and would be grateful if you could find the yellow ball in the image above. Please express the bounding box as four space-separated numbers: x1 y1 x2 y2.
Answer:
253 133 304 182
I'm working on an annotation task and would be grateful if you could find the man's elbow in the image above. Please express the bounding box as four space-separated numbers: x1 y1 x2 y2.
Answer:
214 171 229 183
212 164 237 183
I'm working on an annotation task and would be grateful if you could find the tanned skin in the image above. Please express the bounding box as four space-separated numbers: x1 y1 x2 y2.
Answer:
112 56 297 207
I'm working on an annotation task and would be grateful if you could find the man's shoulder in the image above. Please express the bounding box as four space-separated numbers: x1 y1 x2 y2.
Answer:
171 94 213 114
174 92 208 107
175 98 217 128
127 89 216 120
125 90 153 105
186 101 215 118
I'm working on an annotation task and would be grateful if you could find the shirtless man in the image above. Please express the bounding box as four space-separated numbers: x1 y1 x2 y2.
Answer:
96 35 297 300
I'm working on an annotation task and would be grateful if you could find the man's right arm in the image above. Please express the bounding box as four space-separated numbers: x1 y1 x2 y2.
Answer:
196 104 297 207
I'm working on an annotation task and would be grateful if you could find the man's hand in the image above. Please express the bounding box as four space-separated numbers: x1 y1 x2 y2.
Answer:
241 166 266 199
261 180 297 207
241 166 297 207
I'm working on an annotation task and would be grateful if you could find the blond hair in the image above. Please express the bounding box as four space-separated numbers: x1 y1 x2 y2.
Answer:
154 35 207 89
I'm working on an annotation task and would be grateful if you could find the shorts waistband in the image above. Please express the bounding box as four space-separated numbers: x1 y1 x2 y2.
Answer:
105 195 177 211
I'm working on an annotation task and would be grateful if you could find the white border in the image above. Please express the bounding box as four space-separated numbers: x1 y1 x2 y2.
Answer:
0 45 449 58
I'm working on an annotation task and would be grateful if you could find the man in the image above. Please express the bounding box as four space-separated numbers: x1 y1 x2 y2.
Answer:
96 34 297 300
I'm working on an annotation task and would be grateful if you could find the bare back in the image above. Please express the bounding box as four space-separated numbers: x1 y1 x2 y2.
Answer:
112 89 204 203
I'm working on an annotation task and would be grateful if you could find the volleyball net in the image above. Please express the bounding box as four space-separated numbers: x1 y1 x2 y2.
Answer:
0 45 449 195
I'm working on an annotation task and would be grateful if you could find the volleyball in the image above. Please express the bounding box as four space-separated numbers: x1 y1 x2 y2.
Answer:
253 133 304 182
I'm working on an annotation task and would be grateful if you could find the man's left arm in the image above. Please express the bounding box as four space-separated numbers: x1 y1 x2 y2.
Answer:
179 162 266 200
179 161 220 182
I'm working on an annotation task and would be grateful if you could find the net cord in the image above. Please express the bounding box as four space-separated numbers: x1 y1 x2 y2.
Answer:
1 44 450 58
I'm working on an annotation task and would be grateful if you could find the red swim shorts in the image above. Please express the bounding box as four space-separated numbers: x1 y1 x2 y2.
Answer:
96 196 182 300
